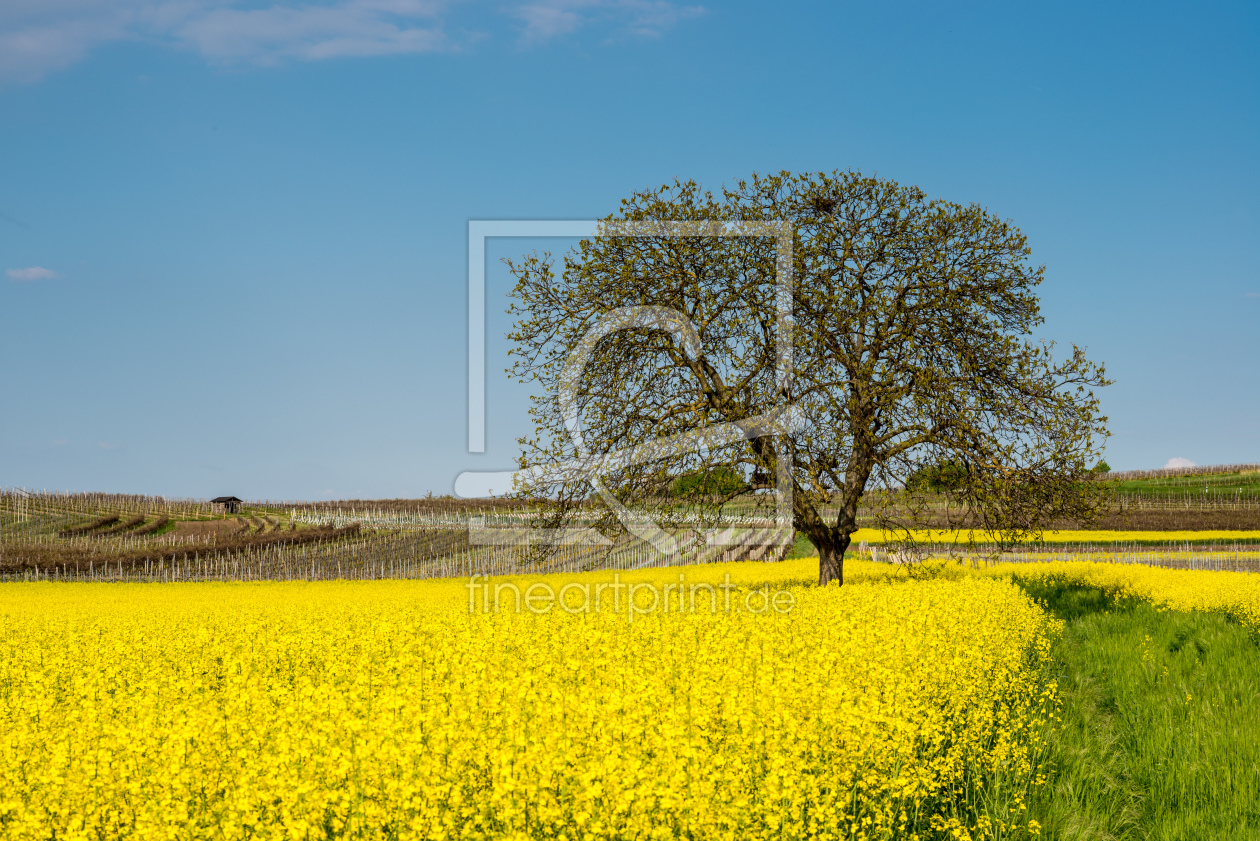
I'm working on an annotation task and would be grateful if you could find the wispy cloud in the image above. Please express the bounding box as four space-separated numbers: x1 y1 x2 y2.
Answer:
1164 457 1196 469
514 0 702 44
0 0 702 84
515 2 585 42
0 0 452 82
7 266 59 281
1246 292 1260 298
176 0 451 64
0 1 146 86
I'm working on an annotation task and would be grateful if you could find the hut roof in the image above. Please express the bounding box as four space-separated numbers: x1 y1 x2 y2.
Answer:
211 496 243 503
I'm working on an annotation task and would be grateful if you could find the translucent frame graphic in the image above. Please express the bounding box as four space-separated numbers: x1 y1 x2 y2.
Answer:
457 220 798 556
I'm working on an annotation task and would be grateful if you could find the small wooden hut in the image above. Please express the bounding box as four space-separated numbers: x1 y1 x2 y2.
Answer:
211 496 243 514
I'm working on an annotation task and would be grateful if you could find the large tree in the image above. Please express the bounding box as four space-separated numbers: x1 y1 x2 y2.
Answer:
507 171 1110 585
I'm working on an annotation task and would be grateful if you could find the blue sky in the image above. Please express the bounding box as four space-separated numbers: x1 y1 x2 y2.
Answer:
1 0 1256 499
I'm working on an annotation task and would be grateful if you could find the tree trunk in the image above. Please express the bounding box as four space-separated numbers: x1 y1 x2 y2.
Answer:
818 533 852 586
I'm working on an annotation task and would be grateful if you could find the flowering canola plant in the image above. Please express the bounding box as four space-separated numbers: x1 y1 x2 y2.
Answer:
0 561 1059 840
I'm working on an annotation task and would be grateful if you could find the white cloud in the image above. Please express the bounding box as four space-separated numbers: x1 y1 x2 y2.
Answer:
1164 457 1196 469
0 0 701 84
0 0 158 85
615 0 704 38
7 266 59 281
513 0 702 44
176 0 450 64
0 0 453 83
1246 292 1260 298
515 2 585 42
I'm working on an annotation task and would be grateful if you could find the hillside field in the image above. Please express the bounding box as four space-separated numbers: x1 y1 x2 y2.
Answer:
5 466 1260 582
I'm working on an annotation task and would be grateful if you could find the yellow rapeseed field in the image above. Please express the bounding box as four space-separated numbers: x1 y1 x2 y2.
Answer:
0 561 1060 841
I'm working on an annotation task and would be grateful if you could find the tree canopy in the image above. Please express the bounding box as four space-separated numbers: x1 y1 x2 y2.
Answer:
670 467 751 499
507 170 1110 584
904 461 970 494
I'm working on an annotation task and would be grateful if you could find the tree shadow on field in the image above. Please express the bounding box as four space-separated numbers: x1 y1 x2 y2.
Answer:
1015 577 1143 623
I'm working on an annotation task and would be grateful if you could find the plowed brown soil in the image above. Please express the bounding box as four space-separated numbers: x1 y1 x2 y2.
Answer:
170 520 247 538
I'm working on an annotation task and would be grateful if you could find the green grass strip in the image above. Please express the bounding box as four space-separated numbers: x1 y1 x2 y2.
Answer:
1019 579 1260 840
